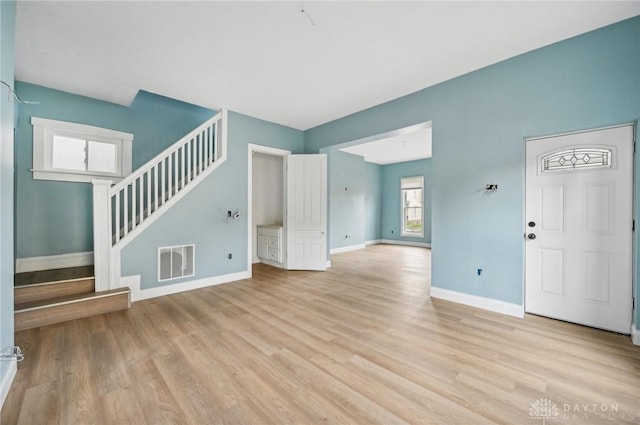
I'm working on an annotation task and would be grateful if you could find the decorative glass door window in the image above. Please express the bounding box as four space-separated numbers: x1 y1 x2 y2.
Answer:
541 147 612 172
401 176 424 237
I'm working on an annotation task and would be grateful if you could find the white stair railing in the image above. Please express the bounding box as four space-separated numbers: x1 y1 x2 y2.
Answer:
92 109 228 291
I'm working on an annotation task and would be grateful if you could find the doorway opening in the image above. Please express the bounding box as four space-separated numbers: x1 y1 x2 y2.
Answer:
247 144 289 274
320 121 433 286
247 145 329 273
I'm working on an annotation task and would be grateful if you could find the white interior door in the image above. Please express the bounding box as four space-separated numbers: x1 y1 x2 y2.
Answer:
525 125 633 334
286 154 327 271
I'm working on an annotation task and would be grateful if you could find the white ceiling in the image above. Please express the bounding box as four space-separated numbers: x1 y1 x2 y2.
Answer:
340 127 432 165
14 1 640 131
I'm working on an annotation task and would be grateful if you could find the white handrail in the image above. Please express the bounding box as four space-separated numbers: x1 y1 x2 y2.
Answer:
110 110 223 194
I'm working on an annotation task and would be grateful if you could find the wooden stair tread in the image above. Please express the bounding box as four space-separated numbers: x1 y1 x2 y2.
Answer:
15 276 94 289
15 265 94 286
14 287 131 332
15 288 130 312
14 277 95 305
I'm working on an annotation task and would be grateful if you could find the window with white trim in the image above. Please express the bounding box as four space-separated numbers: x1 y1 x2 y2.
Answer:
31 117 133 183
401 176 424 237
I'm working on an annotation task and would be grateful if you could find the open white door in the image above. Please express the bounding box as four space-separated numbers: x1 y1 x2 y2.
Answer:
525 125 633 334
286 154 327 271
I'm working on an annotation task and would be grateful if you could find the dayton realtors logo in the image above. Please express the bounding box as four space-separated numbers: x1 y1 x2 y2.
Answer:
529 398 636 422
529 398 559 424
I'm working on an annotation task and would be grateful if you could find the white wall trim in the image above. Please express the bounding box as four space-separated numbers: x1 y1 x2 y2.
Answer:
379 239 431 248
32 170 125 184
31 117 134 140
16 251 93 273
330 244 365 254
123 270 251 302
0 362 17 410
430 286 525 318
248 143 291 157
632 324 640 346
365 239 382 246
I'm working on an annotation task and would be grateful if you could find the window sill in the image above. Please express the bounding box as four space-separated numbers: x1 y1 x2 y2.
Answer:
401 233 424 238
32 169 124 184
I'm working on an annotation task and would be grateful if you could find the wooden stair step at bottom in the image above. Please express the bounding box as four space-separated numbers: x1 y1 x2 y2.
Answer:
14 277 95 305
14 265 94 286
15 288 131 332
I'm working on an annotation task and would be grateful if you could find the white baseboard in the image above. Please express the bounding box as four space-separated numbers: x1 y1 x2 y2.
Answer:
333 240 429 251
430 286 524 318
379 239 431 248
123 270 251 302
632 324 640 346
0 362 17 411
330 244 365 255
16 251 93 273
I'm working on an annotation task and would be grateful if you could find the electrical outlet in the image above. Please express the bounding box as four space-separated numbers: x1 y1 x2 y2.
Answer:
477 268 483 276
227 253 232 259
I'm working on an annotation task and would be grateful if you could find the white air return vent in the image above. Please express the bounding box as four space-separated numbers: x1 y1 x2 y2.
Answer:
158 245 194 282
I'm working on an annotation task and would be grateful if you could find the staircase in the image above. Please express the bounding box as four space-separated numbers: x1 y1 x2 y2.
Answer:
13 110 227 330
92 109 228 292
14 266 130 331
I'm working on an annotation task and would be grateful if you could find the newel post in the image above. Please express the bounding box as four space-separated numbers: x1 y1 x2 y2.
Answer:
92 179 113 292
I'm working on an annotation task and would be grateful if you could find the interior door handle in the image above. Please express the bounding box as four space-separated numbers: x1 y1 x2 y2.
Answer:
527 233 536 240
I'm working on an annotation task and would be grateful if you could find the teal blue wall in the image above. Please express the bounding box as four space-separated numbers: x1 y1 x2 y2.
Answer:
305 16 640 329
325 148 431 251
327 150 364 249
381 159 431 244
121 112 304 289
363 161 382 242
0 0 16 395
15 83 215 258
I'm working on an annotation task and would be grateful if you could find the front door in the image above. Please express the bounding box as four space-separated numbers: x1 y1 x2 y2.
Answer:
525 125 633 334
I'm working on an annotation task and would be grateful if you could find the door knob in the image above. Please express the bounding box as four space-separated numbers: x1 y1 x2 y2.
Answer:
528 221 536 227
527 233 536 240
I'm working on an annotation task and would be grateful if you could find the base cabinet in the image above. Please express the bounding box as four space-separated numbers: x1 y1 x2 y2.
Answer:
257 225 283 266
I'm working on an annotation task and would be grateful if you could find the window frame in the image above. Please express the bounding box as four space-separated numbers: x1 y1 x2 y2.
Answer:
31 117 133 183
401 176 424 238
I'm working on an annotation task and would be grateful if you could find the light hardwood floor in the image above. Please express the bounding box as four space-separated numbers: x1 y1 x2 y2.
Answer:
2 245 639 424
